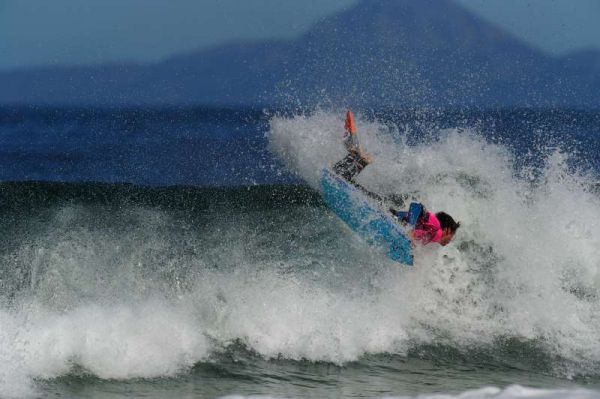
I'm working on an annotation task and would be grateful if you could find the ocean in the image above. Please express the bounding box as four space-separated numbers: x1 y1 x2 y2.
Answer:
0 106 599 398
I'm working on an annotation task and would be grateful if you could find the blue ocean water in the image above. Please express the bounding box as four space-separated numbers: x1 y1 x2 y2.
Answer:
0 107 295 186
1 107 598 185
0 107 599 398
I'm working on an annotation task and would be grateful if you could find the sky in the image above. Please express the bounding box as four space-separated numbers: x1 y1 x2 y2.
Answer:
1 0 600 71
455 0 600 55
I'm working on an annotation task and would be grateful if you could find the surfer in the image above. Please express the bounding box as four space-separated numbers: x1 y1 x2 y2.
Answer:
390 207 459 246
333 110 460 247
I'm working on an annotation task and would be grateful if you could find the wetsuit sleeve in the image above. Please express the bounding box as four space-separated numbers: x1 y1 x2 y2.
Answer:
413 225 437 245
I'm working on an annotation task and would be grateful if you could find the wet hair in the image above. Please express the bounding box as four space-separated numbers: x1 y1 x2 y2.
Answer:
435 212 460 233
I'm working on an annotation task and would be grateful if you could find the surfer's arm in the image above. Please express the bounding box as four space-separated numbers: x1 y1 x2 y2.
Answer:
408 230 417 248
412 225 437 246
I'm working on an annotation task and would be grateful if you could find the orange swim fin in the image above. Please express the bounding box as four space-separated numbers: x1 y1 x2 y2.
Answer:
344 110 357 135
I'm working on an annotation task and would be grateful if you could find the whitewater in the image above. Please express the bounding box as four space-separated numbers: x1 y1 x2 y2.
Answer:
269 110 600 368
0 109 599 398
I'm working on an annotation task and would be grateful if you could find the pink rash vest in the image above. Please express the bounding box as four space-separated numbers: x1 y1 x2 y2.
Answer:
413 212 443 245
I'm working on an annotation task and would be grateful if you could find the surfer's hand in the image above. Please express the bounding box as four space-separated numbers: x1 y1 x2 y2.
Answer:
409 231 417 248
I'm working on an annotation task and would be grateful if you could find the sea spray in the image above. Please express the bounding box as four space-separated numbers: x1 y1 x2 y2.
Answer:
269 110 600 375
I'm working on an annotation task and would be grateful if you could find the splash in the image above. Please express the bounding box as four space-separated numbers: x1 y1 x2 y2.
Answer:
268 110 600 374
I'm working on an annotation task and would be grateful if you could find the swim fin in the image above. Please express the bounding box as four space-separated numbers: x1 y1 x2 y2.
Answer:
345 110 357 135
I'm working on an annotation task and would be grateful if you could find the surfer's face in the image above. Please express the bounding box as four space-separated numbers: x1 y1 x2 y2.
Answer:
439 228 455 246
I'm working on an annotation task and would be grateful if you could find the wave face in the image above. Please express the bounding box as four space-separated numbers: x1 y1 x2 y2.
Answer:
0 110 599 397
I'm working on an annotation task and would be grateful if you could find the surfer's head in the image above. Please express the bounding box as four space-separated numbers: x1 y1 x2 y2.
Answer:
435 212 460 246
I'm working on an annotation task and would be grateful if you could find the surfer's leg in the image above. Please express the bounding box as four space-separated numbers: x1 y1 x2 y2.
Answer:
333 152 382 203
333 151 369 181
333 153 358 179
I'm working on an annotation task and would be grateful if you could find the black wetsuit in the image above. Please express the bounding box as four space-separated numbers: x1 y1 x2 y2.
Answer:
332 151 384 203
333 151 370 181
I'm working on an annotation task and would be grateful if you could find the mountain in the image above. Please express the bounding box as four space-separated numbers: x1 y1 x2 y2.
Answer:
1 0 599 108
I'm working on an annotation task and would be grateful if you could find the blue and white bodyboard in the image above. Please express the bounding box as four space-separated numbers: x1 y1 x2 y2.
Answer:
320 168 413 265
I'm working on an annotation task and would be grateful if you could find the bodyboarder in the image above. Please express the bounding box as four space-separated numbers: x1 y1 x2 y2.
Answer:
332 110 460 247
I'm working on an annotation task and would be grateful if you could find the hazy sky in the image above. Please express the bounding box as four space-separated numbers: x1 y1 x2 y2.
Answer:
456 0 600 54
1 0 600 71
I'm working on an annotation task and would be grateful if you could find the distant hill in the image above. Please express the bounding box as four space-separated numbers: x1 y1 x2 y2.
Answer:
1 0 599 108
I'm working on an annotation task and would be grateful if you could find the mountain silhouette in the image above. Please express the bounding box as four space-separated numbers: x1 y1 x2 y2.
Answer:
1 0 599 108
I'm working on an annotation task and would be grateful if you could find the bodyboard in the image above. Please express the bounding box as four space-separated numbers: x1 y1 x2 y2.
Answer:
320 168 413 265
